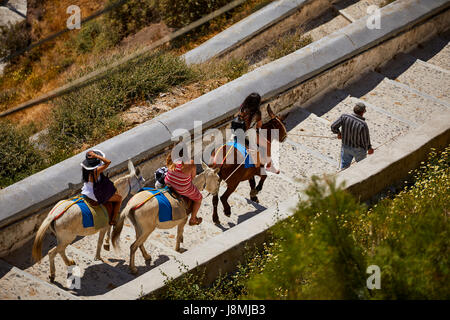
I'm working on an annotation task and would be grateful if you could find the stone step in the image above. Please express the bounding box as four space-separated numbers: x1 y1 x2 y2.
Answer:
345 71 449 125
0 259 78 300
408 34 450 71
2 233 135 297
302 6 350 42
278 141 339 182
333 0 384 22
379 53 450 104
285 106 342 163
304 89 412 147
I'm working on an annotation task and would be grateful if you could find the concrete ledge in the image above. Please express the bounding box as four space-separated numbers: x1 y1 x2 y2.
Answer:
1 0 449 255
183 0 317 64
96 110 450 300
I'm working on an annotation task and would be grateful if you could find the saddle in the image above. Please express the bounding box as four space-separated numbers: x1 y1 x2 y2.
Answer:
134 187 191 222
84 197 114 224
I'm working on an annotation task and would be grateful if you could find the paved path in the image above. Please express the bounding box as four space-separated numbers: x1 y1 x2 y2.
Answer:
0 2 448 299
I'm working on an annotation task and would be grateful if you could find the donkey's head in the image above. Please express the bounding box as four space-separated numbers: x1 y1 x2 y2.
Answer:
262 104 288 143
126 160 145 195
198 161 221 195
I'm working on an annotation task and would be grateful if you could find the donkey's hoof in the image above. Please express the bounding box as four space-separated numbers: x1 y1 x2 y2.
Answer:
224 211 231 217
49 275 55 283
130 267 138 275
143 255 152 262
67 259 76 266
213 215 220 224
250 196 259 203
103 244 110 251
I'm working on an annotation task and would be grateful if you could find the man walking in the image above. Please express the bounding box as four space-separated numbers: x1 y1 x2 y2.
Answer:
331 102 374 170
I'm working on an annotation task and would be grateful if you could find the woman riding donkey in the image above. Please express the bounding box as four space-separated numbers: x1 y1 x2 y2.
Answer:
81 150 123 226
231 92 280 174
165 149 204 226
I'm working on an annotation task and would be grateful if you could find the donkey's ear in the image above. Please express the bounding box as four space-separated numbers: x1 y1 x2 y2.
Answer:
214 168 220 174
128 160 136 175
267 104 276 119
201 161 208 171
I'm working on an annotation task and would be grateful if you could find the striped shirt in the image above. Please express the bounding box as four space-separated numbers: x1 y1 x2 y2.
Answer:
164 162 202 201
331 113 372 150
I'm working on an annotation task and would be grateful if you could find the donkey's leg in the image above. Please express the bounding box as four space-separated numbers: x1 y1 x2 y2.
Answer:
249 177 259 203
95 228 107 261
256 175 267 192
221 182 239 217
104 226 111 251
212 194 220 224
175 218 188 252
48 234 75 282
130 228 152 274
139 226 155 262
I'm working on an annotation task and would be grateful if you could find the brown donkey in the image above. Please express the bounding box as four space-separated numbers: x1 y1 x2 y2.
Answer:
210 105 287 224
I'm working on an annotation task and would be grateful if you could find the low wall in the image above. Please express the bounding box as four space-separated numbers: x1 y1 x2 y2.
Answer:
183 0 331 64
0 0 449 256
98 111 450 300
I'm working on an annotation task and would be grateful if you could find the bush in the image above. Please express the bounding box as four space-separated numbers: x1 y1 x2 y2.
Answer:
158 0 232 28
367 147 450 299
246 178 369 299
0 20 30 62
105 0 159 43
0 121 44 188
47 50 195 150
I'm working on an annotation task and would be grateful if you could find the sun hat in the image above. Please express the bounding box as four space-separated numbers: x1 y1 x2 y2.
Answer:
80 149 105 170
354 101 367 114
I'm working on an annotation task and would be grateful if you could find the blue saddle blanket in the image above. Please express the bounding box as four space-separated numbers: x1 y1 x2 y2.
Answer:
139 187 173 222
72 197 94 228
226 141 255 168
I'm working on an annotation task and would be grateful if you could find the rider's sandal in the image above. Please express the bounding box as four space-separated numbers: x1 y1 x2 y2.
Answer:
189 217 203 226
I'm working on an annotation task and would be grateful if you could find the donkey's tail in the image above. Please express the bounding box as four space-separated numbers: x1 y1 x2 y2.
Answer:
111 202 134 249
32 202 64 263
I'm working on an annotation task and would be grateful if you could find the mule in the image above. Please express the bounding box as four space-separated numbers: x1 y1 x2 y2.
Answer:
111 162 220 275
210 105 287 224
32 160 145 282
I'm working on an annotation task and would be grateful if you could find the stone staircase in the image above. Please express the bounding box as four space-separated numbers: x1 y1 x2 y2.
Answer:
0 3 448 300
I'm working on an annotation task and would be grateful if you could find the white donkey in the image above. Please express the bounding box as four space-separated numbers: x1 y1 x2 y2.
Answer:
32 160 145 282
111 162 220 275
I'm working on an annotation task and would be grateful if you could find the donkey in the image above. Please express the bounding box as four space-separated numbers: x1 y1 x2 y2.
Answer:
210 105 287 224
32 160 145 282
111 162 220 275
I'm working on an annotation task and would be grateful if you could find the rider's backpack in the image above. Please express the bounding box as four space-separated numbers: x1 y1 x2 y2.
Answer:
155 166 168 188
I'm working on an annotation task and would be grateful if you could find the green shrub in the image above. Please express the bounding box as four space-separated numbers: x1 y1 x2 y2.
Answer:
47 50 194 150
74 20 104 54
0 121 44 188
158 0 232 28
367 147 450 299
246 178 369 299
0 20 30 61
105 0 159 43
